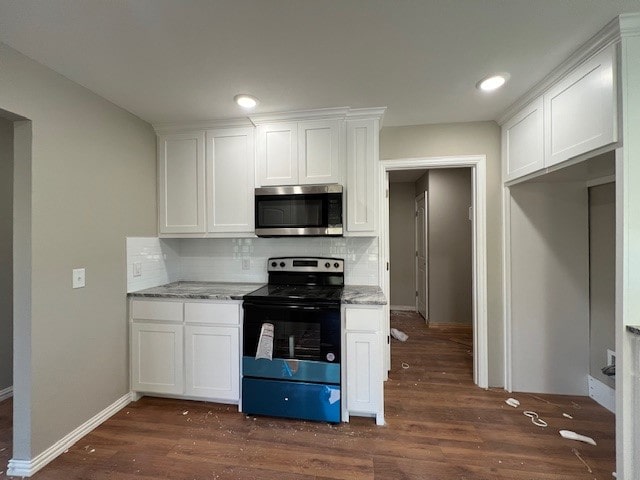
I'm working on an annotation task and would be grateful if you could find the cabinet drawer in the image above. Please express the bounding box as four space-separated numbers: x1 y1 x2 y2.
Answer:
185 302 240 325
345 307 381 331
131 300 183 322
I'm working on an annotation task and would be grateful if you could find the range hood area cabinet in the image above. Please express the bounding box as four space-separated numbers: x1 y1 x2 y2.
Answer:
255 119 343 186
155 107 385 237
501 44 618 184
157 127 255 236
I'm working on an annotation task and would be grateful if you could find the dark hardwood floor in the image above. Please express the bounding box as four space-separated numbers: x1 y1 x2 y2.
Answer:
1 311 615 479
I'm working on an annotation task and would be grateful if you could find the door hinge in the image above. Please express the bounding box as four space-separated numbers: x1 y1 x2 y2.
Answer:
415 251 418 257
415 291 418 297
386 262 389 271
468 206 473 221
387 335 390 345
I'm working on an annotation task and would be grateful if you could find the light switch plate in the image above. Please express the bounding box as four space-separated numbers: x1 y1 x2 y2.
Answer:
133 262 142 277
72 268 86 289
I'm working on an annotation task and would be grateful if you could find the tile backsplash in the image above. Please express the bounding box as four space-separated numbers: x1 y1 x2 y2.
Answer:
126 236 379 291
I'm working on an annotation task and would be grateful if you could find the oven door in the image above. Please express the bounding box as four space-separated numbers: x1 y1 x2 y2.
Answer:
242 301 340 383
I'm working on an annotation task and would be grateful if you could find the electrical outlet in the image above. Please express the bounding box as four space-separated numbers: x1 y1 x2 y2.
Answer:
133 262 142 277
72 268 86 289
607 349 616 366
242 258 251 270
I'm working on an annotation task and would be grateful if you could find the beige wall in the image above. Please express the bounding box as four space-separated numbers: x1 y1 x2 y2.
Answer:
380 121 503 386
428 168 472 324
589 182 616 389
0 117 12 390
0 42 157 459
389 182 416 307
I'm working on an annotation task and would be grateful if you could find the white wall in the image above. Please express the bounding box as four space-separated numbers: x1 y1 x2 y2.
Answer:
0 117 12 391
0 42 157 460
509 181 589 395
389 183 416 308
126 236 380 291
428 168 472 324
380 121 503 386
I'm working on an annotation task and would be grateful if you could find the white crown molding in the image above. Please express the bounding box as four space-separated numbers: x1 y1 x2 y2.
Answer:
346 107 387 125
7 392 132 477
620 12 640 37
0 385 13 402
249 106 351 125
498 16 622 125
153 117 253 135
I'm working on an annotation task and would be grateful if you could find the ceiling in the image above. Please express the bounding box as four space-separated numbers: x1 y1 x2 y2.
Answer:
0 0 637 127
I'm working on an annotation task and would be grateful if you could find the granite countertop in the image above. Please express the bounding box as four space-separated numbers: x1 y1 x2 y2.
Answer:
129 281 387 305
627 325 640 336
341 285 387 305
128 281 263 300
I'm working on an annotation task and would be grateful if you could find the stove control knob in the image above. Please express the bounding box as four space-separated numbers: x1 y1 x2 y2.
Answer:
325 262 330 268
280 262 285 268
271 261 277 267
334 262 340 269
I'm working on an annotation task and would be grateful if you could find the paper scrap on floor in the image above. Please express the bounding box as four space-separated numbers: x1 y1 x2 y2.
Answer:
391 328 408 342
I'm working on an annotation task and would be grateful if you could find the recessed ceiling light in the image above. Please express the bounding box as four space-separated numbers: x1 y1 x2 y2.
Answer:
476 73 510 92
234 94 259 109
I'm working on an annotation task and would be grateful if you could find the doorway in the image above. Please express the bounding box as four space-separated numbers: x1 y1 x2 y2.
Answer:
0 107 32 475
380 156 488 388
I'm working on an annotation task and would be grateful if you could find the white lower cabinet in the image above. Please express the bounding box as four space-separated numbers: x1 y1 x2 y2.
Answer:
130 298 241 405
131 322 184 395
343 305 384 425
185 325 239 401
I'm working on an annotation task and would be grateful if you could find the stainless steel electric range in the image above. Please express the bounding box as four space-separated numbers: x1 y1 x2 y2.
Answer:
242 257 343 423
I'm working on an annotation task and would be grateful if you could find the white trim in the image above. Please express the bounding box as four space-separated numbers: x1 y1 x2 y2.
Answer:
153 117 253 135
586 175 616 188
7 392 131 477
249 107 350 124
0 386 13 402
379 155 489 389
502 185 513 392
390 305 416 312
588 375 616 413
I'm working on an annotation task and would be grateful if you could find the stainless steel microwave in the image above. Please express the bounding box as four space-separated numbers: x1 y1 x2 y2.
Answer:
254 184 343 237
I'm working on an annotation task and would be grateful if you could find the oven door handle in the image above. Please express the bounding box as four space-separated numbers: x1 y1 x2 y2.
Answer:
243 302 338 311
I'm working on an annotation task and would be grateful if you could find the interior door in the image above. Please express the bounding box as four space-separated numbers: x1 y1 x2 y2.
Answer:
415 192 428 321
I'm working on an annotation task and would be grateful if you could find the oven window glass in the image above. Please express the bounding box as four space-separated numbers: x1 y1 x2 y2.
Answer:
257 195 324 228
243 303 340 362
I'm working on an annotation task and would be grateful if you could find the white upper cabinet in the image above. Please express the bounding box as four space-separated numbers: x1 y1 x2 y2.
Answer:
206 127 255 234
544 44 618 167
345 118 378 235
502 98 544 182
256 122 298 186
298 119 342 184
158 132 206 234
256 119 342 186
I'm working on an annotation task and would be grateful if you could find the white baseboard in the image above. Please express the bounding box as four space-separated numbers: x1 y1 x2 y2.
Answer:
588 375 615 413
390 305 416 311
0 386 13 402
7 392 132 477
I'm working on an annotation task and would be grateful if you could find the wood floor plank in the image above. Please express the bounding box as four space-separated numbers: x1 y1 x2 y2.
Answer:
0 311 616 479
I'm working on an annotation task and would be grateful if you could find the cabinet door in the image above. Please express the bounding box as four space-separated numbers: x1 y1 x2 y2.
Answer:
346 331 382 415
345 119 378 234
298 119 342 184
158 132 206 234
544 44 617 167
131 322 184 394
206 127 255 234
502 98 544 182
185 325 239 401
256 123 298 186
